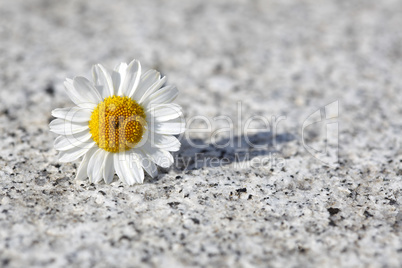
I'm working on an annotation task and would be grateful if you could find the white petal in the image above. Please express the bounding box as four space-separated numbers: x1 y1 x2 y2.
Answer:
49 119 89 135
54 131 92 151
73 76 103 104
140 141 173 168
111 71 121 96
64 79 97 109
135 149 158 178
115 62 128 73
119 59 141 97
75 148 97 181
58 142 96 162
152 133 181 152
87 148 106 183
114 153 128 185
103 152 115 184
146 103 182 122
92 64 114 98
132 70 160 102
114 152 144 185
138 76 166 104
129 154 145 184
143 85 178 108
152 117 185 135
113 62 128 95
51 107 92 122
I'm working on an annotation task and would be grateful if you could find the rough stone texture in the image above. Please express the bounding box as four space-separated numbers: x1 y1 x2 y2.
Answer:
0 0 401 267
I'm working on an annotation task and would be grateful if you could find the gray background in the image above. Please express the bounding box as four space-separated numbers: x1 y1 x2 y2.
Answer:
0 0 401 267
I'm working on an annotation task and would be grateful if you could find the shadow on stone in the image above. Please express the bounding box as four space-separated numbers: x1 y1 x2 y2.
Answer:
173 132 295 171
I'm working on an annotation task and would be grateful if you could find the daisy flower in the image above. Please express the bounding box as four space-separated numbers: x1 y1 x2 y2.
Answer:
49 59 185 185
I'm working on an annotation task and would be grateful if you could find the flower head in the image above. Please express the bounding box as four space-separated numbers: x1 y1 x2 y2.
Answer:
50 60 185 185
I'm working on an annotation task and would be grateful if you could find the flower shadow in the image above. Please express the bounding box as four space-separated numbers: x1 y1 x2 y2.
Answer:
172 131 295 172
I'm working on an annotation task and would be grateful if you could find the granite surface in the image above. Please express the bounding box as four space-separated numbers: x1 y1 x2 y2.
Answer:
0 0 401 267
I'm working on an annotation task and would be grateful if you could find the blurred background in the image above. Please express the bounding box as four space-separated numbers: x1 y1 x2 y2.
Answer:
0 0 401 267
1 0 402 128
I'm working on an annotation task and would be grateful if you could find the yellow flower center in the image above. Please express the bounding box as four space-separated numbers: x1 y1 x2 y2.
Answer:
88 96 146 153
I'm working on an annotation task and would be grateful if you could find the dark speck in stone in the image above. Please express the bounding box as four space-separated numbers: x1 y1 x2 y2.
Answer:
327 207 340 216
2 259 10 267
45 84 55 96
191 218 200 224
364 210 374 218
388 199 397 205
168 202 180 209
298 246 307 253
119 235 131 242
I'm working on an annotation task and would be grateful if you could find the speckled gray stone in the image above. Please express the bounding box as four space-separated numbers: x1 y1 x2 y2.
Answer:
0 0 401 267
